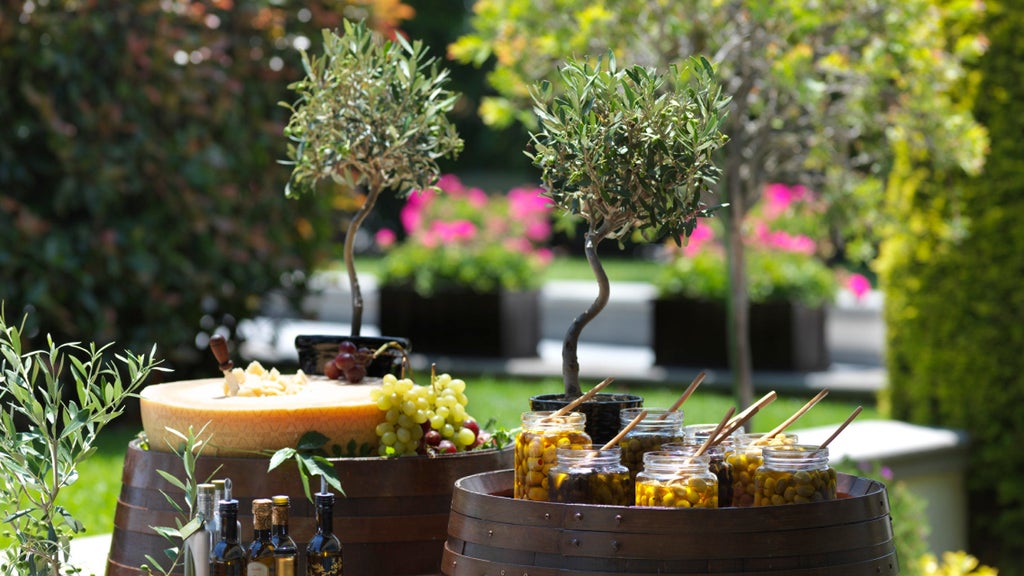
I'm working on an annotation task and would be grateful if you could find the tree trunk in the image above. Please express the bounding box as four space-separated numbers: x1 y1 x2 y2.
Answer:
344 182 382 337
561 229 610 397
724 158 754 414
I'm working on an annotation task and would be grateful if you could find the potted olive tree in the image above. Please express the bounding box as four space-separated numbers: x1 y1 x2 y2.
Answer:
282 19 463 377
526 54 729 442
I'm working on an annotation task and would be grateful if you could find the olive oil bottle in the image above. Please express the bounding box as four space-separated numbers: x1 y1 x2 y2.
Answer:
212 499 247 575
270 495 297 576
246 499 275 575
305 492 342 575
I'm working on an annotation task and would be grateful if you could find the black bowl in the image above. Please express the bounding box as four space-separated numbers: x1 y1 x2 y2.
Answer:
295 335 410 378
529 393 644 445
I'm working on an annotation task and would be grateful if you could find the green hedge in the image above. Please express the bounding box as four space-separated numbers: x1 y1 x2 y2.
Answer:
880 1 1024 571
0 2 402 377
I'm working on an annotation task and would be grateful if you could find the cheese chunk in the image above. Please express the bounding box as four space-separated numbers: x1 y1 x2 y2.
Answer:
140 376 383 456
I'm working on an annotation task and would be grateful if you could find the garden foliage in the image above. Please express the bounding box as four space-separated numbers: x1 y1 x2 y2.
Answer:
880 1 1023 571
0 1 411 377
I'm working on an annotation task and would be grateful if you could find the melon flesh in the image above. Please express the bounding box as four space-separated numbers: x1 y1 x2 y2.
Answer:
140 376 383 456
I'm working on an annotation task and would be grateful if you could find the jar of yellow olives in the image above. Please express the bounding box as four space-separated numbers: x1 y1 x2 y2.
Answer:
663 442 734 507
754 445 837 506
549 445 633 505
726 432 799 507
618 408 684 480
634 451 718 509
514 411 591 501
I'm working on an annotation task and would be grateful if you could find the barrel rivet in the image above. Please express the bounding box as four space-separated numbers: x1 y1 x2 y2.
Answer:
574 512 583 521
615 514 623 525
544 513 551 520
611 540 620 551
488 529 494 537
571 538 581 547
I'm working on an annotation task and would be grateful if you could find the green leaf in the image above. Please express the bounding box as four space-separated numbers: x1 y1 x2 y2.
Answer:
296 431 330 451
267 447 297 472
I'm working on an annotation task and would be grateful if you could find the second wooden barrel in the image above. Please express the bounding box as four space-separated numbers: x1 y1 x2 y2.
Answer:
107 439 512 576
442 470 898 575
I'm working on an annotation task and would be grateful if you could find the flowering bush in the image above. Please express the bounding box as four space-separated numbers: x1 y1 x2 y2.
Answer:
376 174 554 295
654 183 868 306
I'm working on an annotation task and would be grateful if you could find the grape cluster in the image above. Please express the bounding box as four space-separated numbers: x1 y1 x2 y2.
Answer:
323 341 372 383
369 373 486 456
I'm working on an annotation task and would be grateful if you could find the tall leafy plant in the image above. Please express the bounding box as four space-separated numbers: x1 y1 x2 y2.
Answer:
283 19 464 335
0 312 164 576
528 55 729 396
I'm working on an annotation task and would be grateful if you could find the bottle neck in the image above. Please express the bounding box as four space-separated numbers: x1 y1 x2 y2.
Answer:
315 495 334 535
219 502 239 542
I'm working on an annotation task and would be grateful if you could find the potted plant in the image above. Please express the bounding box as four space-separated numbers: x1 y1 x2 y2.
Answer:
525 54 729 442
652 183 839 371
281 19 463 375
373 174 553 358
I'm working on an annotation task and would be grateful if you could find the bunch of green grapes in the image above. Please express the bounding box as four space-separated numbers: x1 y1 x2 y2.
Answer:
370 373 483 456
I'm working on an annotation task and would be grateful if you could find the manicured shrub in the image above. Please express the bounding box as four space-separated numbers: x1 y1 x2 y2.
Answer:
0 1 409 377
880 1 1024 570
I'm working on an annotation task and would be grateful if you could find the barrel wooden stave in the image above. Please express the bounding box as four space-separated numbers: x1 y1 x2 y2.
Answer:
107 439 511 576
442 470 898 576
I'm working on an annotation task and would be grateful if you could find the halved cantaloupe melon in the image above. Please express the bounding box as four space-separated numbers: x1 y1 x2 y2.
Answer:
140 376 384 456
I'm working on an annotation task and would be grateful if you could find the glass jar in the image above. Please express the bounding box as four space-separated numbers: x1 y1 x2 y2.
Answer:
683 423 743 447
618 408 685 480
754 444 837 506
549 445 633 505
514 411 591 501
725 432 799 507
634 451 718 509
663 442 734 507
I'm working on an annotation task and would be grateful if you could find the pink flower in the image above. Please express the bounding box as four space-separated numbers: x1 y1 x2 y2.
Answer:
764 183 813 218
847 273 872 300
508 187 551 219
375 228 396 249
525 219 551 243
682 221 715 256
435 173 466 194
401 189 435 234
534 247 554 265
466 187 488 209
431 220 477 243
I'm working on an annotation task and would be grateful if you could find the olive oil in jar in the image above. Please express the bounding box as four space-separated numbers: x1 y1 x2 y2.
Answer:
635 451 718 509
754 444 837 506
549 445 633 506
514 411 591 501
617 408 684 480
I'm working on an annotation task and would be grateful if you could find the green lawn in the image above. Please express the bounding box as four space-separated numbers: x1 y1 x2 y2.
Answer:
26 378 873 542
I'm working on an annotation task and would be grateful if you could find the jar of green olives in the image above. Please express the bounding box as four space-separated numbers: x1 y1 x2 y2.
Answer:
663 442 733 508
683 423 743 447
549 445 633 505
754 444 837 506
618 408 684 480
725 432 799 507
514 411 591 501
634 451 718 509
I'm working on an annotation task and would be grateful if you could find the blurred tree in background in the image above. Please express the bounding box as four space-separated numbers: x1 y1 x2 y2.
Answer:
0 0 413 378
880 0 1024 570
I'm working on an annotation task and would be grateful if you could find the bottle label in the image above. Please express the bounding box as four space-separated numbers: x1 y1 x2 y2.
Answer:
247 563 270 576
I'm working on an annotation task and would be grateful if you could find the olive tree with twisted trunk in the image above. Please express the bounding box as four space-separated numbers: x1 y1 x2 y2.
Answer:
282 19 463 336
528 55 729 396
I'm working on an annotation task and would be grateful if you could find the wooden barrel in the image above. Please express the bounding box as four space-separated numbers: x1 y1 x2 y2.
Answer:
442 470 898 575
107 439 512 576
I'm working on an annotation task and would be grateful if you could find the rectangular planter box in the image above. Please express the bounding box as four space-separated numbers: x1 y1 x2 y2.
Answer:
378 286 540 358
652 297 829 372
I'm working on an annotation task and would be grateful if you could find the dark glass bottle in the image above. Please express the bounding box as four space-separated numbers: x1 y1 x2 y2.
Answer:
246 499 275 575
270 495 297 576
212 499 247 576
305 492 342 576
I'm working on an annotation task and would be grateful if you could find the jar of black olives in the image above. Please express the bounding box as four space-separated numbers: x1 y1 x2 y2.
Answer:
549 444 633 506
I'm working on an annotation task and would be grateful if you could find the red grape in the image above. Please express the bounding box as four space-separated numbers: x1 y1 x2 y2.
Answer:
324 360 342 380
335 352 355 371
423 429 442 447
463 417 480 437
338 341 358 355
345 364 367 383
437 439 457 454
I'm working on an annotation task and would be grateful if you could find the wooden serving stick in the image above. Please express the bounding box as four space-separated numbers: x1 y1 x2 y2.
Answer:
659 371 705 420
209 334 240 396
713 391 778 445
686 407 735 465
546 376 615 420
819 406 863 449
758 388 830 444
601 410 648 451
